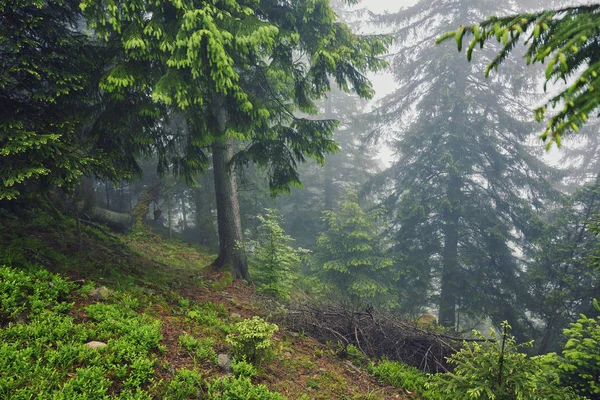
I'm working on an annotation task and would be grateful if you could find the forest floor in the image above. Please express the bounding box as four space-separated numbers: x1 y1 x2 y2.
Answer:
0 206 412 399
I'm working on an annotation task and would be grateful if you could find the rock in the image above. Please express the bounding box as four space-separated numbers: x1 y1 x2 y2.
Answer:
284 352 292 358
86 341 107 349
230 313 242 319
89 286 111 300
218 353 231 373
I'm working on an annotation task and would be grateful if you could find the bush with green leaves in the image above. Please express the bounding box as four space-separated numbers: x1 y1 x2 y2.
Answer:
0 266 163 399
427 322 581 400
207 375 286 400
0 265 73 323
557 299 600 398
247 209 308 301
179 334 218 365
164 369 204 400
226 316 278 365
369 360 433 396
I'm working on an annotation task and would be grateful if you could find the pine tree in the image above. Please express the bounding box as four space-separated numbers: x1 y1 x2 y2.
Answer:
369 0 556 330
81 0 390 280
314 191 396 307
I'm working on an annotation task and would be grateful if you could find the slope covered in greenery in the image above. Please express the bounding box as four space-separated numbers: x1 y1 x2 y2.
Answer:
0 206 409 399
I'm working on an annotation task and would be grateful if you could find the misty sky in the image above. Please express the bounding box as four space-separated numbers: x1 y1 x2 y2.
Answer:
362 0 418 13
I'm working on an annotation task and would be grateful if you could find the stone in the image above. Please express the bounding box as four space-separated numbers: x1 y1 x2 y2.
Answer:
230 313 242 319
89 286 111 300
218 353 231 373
86 341 107 349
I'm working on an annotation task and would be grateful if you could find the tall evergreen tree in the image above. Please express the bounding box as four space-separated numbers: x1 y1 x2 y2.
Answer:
0 0 156 200
369 0 556 331
81 0 390 280
441 2 600 143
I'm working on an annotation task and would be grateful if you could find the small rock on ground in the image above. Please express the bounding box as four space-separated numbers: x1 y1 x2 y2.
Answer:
218 353 231 373
86 341 107 349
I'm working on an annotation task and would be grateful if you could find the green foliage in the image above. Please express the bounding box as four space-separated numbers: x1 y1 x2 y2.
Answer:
231 359 258 378
226 316 278 365
179 334 218 365
207 375 287 400
186 302 231 337
164 369 204 400
427 322 581 400
80 0 391 193
368 360 439 398
0 266 163 399
558 299 600 398
0 266 74 323
247 209 308 300
314 191 397 306
439 5 600 146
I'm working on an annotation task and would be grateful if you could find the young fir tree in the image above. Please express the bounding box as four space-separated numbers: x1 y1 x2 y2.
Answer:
247 209 306 301
368 0 557 332
81 0 390 280
314 191 396 307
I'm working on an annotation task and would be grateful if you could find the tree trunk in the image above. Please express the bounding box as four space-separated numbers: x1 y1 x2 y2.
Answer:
211 136 249 280
105 181 111 210
439 174 461 329
194 181 217 247
180 191 187 231
168 194 172 239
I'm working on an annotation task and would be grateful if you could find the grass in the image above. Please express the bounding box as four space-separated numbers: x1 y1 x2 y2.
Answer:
0 205 410 399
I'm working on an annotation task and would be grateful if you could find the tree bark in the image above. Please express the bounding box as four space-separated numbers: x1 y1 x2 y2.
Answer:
211 136 249 280
439 174 461 329
180 191 187 231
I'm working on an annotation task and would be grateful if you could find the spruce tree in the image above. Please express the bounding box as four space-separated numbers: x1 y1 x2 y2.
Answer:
369 0 556 331
441 3 600 142
81 0 390 280
314 191 396 307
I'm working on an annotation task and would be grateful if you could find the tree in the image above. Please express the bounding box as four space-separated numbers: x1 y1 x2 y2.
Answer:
525 177 600 354
368 0 556 330
246 209 306 301
314 191 396 307
439 3 600 146
0 0 166 202
81 0 390 280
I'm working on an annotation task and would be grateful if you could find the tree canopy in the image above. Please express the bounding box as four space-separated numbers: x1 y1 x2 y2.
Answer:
438 4 600 147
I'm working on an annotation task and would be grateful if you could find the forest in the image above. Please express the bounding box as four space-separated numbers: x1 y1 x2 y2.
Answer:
2 0 600 398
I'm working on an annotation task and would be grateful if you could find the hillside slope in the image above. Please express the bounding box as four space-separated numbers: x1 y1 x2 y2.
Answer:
0 206 410 399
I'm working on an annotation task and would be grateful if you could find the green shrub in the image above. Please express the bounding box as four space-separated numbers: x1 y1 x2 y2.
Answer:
164 369 204 399
207 375 286 399
368 360 431 394
232 359 258 378
427 322 581 400
226 316 278 365
0 265 73 323
558 299 600 398
179 334 218 365
0 267 163 399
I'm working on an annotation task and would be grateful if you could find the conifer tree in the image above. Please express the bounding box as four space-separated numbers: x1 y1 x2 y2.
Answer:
0 0 151 200
441 3 600 144
81 0 390 280
247 209 306 301
314 191 396 307
369 0 556 330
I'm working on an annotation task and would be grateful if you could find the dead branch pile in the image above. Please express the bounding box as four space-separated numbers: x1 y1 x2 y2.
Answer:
278 303 469 373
